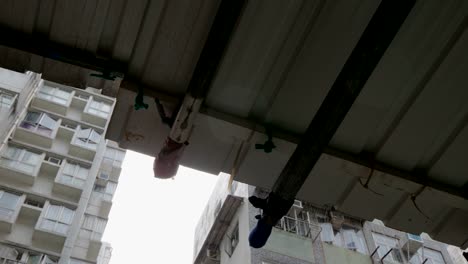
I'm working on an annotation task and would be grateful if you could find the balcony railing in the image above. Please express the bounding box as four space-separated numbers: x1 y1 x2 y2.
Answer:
274 216 321 242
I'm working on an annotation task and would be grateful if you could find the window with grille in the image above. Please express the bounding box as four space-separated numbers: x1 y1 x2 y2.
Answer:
0 190 20 221
57 162 89 188
86 100 111 118
275 206 313 238
0 146 41 174
37 85 71 105
74 127 101 149
39 203 74 235
20 112 57 136
80 214 107 241
93 181 117 201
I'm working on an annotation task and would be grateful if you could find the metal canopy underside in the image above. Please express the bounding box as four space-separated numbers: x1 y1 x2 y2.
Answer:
0 0 467 248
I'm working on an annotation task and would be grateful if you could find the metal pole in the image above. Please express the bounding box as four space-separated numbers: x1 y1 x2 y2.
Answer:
370 246 381 258
380 248 393 263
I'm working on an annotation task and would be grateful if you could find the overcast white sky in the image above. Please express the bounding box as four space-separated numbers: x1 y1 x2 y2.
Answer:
102 150 218 264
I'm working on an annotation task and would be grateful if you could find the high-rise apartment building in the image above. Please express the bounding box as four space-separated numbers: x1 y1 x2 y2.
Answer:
194 173 467 264
0 68 125 264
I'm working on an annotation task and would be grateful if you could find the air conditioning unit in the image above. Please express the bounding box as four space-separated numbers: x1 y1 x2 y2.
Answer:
47 156 62 165
329 211 345 230
400 233 423 258
96 172 109 186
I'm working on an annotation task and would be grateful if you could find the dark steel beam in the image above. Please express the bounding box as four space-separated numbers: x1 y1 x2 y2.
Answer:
187 0 246 99
0 25 127 74
271 0 416 201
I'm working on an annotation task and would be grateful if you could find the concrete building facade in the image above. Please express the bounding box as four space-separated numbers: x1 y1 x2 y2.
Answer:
194 173 466 264
0 68 125 264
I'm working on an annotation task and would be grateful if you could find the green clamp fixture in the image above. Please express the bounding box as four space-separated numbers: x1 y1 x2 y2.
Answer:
255 127 275 153
134 88 149 110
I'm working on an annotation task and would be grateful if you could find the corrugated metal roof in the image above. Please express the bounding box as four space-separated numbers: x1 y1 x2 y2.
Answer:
0 0 219 93
204 0 468 247
0 0 467 248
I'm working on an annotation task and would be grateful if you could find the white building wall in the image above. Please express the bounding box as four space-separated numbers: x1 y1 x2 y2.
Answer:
0 68 124 264
219 199 251 264
196 180 463 264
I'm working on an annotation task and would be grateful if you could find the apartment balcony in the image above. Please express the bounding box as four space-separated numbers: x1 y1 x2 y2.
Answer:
0 150 45 185
0 193 25 233
52 178 83 202
71 93 89 110
19 203 42 222
57 123 76 141
33 203 74 249
33 227 67 249
99 199 112 218
14 116 60 149
33 222 68 246
52 162 86 202
100 160 122 182
31 83 73 116
81 111 107 128
87 236 104 262
31 95 71 117
68 127 102 161
81 96 112 128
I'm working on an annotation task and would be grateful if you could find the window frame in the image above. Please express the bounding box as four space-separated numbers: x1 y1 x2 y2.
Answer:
85 98 111 118
57 162 89 188
0 190 21 221
19 111 58 137
39 202 75 235
37 85 71 106
93 181 117 201
73 127 102 150
103 148 125 168
0 146 42 175
81 214 107 241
